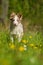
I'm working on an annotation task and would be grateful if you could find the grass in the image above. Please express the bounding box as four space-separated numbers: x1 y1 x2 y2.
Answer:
0 31 43 65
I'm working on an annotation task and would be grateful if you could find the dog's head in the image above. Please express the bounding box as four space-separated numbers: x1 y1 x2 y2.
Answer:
10 12 22 25
10 12 16 20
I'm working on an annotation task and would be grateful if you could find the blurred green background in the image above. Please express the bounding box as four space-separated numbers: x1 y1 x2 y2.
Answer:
0 0 43 65
0 0 43 32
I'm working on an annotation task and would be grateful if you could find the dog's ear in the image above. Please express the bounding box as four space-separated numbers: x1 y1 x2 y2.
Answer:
10 12 16 20
17 13 23 21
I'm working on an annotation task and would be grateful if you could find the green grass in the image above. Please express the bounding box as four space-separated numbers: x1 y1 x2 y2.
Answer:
0 31 43 65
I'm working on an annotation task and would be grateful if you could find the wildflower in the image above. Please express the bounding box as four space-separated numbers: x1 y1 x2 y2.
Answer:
29 43 34 47
34 46 38 49
22 40 28 44
19 46 24 51
24 45 27 50
24 45 27 48
29 36 32 38
9 43 15 50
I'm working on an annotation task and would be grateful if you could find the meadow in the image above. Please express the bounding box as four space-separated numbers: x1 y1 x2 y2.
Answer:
0 0 43 65
0 31 43 65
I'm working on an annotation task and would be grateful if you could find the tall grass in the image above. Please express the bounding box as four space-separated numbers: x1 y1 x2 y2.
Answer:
0 31 43 65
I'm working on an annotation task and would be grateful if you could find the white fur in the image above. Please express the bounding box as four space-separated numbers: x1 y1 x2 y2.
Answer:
13 15 19 25
10 15 23 42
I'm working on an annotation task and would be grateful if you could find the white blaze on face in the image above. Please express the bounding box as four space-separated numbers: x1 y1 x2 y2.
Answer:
13 15 19 25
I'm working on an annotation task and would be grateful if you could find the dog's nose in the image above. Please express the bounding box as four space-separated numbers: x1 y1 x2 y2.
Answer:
13 23 16 26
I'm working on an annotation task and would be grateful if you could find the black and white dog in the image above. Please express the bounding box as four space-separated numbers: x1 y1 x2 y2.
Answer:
10 12 23 43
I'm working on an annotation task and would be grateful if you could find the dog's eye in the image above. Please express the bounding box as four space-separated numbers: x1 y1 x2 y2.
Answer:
13 19 15 21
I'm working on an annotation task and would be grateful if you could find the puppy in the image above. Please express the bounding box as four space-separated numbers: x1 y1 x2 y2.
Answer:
10 12 23 43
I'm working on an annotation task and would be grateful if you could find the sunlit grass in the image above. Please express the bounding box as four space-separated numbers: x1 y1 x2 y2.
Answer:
0 31 43 65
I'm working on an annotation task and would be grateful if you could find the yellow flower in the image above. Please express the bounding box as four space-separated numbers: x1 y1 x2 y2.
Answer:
9 43 15 50
19 46 24 51
29 36 32 38
22 40 28 44
29 44 34 47
34 46 38 49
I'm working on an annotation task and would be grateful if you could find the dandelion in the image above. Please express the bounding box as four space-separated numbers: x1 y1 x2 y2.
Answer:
9 43 15 50
19 46 24 51
29 43 35 47
24 45 27 50
34 46 38 49
29 36 32 38
22 40 28 44
24 45 27 48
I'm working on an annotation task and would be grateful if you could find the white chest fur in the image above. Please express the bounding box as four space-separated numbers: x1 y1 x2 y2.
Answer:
10 23 23 42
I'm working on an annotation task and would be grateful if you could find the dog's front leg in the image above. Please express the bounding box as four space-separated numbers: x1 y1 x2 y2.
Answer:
10 36 14 43
18 34 22 42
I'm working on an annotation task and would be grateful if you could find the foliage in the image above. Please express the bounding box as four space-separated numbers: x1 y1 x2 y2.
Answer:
0 0 43 25
0 31 43 65
8 0 43 25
